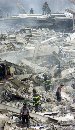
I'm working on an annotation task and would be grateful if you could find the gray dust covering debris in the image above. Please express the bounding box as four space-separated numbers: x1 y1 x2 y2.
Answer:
0 0 75 130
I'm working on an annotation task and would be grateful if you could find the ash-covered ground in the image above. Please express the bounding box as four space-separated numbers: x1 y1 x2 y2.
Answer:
0 28 75 130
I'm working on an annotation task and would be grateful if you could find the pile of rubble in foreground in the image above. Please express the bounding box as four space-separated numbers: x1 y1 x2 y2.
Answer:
0 61 74 130
0 28 75 129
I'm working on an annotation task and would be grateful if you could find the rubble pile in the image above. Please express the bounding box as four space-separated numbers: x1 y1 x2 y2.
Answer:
0 28 75 129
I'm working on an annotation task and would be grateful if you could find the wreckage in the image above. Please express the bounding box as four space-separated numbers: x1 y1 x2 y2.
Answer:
0 25 75 130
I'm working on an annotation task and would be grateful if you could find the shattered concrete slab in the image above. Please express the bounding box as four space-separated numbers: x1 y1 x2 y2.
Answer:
0 28 75 130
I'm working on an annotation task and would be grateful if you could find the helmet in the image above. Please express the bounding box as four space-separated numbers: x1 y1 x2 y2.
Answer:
23 102 27 106
60 83 64 87
33 89 36 93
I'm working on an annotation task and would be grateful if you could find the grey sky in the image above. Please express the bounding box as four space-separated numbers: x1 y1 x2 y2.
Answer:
0 0 74 15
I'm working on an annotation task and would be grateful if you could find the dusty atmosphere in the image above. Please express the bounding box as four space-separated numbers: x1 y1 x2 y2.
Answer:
0 0 75 130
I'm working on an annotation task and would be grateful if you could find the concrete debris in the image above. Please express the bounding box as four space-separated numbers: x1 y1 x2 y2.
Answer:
48 113 74 122
0 114 9 127
70 104 75 112
0 28 75 130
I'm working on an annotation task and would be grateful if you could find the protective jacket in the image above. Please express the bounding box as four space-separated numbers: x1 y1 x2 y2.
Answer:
33 93 40 106
20 106 29 116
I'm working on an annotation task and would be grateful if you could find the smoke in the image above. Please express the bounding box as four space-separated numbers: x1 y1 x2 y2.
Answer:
0 0 18 16
0 0 74 32
0 0 75 16
69 0 75 4
21 0 75 13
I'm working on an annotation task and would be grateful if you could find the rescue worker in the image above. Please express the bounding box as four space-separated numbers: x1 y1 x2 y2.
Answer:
0 63 6 80
43 73 52 91
56 84 64 102
10 66 15 77
20 102 30 127
43 73 48 81
6 66 11 78
33 89 40 112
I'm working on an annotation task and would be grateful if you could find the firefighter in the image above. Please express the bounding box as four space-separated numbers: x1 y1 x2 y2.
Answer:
33 89 40 112
20 102 30 127
43 74 52 91
56 84 64 102
0 63 6 80
10 66 15 77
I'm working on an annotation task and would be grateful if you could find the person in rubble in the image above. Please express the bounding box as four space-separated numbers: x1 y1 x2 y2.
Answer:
10 66 15 77
33 89 40 112
43 73 48 81
0 63 6 80
56 84 64 102
20 102 30 127
43 73 51 91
